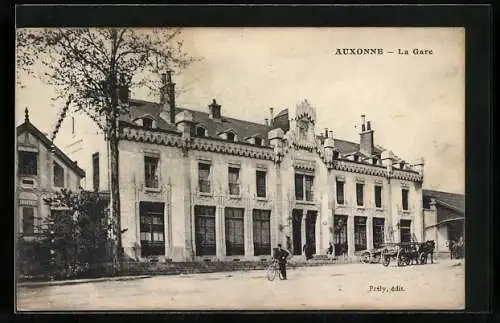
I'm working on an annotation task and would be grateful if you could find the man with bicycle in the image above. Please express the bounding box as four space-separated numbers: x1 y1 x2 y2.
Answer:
273 244 291 280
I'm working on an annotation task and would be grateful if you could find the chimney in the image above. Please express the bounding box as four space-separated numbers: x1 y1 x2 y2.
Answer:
265 118 269 126
208 99 221 120
359 115 374 156
269 108 274 127
159 70 176 124
328 130 333 138
324 128 328 137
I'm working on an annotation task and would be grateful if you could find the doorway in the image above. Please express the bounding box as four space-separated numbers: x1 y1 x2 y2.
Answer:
292 209 303 255
334 214 348 256
305 211 317 254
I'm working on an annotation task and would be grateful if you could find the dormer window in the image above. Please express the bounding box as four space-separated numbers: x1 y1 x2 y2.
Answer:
143 117 153 129
372 157 378 165
226 132 236 142
195 126 207 137
353 155 359 162
254 137 262 146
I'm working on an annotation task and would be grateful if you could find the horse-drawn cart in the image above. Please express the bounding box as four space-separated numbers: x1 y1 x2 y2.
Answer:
379 241 436 267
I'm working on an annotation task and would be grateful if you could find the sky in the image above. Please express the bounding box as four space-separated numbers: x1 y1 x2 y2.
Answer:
15 27 465 194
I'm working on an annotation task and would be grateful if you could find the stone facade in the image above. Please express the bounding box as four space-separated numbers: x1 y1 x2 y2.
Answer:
55 75 425 263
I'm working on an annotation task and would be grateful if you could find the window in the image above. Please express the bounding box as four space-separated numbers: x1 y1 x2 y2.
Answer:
356 183 364 206
354 216 367 251
254 137 262 146
400 219 412 243
195 206 216 256
256 170 267 198
373 218 385 249
336 180 344 205
198 163 211 193
92 153 99 192
354 155 359 162
144 156 160 189
295 174 304 200
18 151 37 176
305 175 314 201
22 207 35 235
295 173 314 201
226 132 235 142
53 162 64 187
143 118 153 129
402 188 409 211
372 157 378 165
195 126 206 137
228 167 240 196
374 186 382 208
253 209 271 256
139 202 165 257
225 208 245 256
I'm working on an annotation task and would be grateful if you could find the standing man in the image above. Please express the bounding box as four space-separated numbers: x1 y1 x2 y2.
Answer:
276 244 291 280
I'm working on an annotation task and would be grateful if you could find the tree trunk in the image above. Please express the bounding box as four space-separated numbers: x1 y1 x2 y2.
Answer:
109 128 122 273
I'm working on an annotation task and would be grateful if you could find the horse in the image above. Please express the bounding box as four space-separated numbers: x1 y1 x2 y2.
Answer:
418 240 436 264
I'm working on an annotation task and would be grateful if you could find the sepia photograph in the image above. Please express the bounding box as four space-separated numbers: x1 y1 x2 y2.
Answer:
15 27 465 311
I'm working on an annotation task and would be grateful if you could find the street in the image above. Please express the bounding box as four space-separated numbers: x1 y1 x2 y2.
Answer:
17 259 465 311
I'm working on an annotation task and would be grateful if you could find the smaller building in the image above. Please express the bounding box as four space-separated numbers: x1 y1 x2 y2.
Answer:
422 189 465 256
16 108 86 241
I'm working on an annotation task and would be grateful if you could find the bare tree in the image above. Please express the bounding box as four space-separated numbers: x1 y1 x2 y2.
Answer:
17 28 198 272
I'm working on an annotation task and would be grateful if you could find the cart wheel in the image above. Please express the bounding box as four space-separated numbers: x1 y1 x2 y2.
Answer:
360 252 370 264
382 256 390 267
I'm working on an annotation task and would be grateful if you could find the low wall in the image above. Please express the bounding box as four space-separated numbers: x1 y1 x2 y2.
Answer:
120 256 355 276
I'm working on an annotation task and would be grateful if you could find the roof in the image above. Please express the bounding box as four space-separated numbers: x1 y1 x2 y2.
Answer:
17 120 86 178
121 99 384 156
423 189 465 214
122 99 271 140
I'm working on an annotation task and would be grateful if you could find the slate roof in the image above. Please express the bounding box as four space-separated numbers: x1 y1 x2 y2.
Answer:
121 99 384 157
423 189 465 215
17 120 86 178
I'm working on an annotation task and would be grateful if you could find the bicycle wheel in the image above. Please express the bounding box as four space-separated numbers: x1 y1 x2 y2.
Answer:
267 264 277 281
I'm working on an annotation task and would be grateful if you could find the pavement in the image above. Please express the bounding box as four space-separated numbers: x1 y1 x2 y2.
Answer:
18 275 153 288
16 259 465 311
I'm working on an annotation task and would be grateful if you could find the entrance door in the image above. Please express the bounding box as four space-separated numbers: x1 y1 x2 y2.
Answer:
292 209 303 255
305 211 317 254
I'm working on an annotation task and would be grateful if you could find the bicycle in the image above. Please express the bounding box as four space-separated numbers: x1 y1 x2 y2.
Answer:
266 259 284 281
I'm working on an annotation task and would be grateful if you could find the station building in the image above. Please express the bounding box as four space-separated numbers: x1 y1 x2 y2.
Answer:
59 72 425 262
